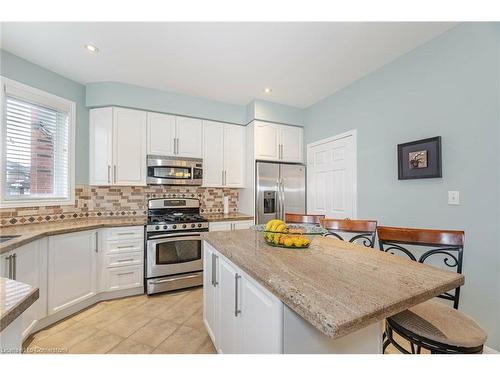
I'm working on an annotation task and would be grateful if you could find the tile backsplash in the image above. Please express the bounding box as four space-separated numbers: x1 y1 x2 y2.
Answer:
0 185 239 227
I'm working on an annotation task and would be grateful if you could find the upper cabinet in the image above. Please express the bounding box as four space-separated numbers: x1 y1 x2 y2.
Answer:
203 120 245 188
147 114 203 158
253 121 303 163
89 107 147 186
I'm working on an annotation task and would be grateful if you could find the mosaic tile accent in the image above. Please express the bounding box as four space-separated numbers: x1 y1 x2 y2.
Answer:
0 185 239 227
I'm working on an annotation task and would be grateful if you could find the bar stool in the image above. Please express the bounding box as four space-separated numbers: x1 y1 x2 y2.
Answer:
320 218 378 248
377 226 487 354
285 213 325 225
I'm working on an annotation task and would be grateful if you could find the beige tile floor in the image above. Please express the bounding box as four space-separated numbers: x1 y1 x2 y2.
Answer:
24 287 216 354
24 285 412 354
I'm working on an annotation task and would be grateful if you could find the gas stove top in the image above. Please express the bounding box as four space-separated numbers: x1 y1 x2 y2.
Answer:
146 198 208 233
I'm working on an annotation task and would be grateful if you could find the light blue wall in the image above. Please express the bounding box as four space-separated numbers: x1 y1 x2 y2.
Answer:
86 81 248 125
247 99 305 126
304 23 500 349
1 50 89 184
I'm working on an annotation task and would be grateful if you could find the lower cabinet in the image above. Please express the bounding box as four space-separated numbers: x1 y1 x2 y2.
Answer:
203 241 283 354
0 239 48 339
47 230 98 314
208 220 254 232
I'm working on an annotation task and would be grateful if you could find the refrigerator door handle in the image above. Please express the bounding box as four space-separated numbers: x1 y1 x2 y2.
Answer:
280 178 285 221
276 179 281 220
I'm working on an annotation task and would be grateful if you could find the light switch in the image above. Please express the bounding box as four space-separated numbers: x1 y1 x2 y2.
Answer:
448 191 460 205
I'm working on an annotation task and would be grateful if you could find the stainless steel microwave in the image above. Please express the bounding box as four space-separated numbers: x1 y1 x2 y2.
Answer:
147 155 203 185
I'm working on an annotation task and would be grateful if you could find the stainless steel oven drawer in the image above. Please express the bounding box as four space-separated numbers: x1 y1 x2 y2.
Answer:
146 272 203 295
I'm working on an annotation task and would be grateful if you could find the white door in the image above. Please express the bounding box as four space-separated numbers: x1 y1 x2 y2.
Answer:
176 117 203 158
218 257 240 354
307 131 357 219
13 240 48 338
147 112 176 156
202 121 224 186
280 125 303 163
113 108 147 185
48 230 98 314
240 276 283 353
254 121 280 161
203 244 219 348
223 124 245 187
89 107 113 185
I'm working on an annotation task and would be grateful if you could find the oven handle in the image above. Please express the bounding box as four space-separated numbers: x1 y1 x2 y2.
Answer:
149 274 201 285
148 232 204 240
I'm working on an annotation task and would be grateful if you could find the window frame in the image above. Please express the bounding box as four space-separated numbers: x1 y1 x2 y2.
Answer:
0 77 76 208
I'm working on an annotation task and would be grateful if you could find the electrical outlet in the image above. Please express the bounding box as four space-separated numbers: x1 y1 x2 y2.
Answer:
448 191 460 205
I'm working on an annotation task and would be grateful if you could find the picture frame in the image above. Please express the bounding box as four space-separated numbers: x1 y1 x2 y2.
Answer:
397 136 442 180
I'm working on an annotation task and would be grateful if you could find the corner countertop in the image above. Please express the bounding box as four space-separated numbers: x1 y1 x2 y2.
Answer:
0 217 147 254
202 230 464 340
202 212 254 222
0 277 39 332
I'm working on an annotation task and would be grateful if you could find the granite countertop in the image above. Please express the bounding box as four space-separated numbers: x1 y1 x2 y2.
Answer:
0 217 147 254
0 277 39 332
202 230 464 339
202 212 254 222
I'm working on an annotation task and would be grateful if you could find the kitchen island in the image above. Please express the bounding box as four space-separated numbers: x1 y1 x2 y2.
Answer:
202 229 464 354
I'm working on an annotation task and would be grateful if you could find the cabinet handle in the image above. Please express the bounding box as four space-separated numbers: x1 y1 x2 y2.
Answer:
113 165 117 183
117 271 134 276
211 253 218 286
117 232 136 236
12 253 17 280
174 138 179 155
221 170 224 186
224 170 227 186
5 255 12 279
107 165 111 183
116 258 134 263
117 245 135 249
234 273 241 317
95 232 99 253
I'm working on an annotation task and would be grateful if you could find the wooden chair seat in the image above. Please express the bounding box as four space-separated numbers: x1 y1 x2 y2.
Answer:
388 300 487 349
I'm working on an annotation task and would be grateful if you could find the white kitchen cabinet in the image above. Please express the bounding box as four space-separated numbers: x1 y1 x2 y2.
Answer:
203 242 283 354
253 121 303 162
209 220 254 232
89 107 147 186
0 239 48 338
203 243 219 347
48 230 98 314
146 114 203 158
202 121 245 188
176 117 203 158
89 107 113 185
113 107 147 185
147 112 176 156
102 265 143 292
218 255 240 353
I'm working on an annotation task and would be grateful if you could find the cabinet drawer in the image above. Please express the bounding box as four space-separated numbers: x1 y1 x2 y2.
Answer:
104 252 143 268
103 265 143 292
104 226 144 242
103 239 143 254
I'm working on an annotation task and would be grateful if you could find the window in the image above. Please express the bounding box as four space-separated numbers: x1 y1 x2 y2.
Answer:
1 78 75 207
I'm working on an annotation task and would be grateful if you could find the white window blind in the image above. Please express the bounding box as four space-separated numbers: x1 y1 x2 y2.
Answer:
3 83 73 205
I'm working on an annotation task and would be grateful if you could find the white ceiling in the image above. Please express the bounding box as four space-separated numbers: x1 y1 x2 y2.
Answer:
1 22 456 108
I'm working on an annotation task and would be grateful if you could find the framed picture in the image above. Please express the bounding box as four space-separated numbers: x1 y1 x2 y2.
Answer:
397 136 442 180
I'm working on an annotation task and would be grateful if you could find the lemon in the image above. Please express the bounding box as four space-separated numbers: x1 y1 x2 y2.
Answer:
284 238 294 247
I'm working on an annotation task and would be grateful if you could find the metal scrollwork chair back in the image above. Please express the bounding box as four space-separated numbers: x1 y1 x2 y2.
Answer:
377 226 464 309
285 213 325 225
320 218 378 248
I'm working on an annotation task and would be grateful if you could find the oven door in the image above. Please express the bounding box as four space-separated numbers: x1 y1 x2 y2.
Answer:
147 232 203 278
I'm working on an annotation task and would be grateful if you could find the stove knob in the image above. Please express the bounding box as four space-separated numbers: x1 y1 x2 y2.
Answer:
155 225 160 230
197 223 202 228
182 224 187 229
163 225 168 230
191 223 196 228
172 225 177 229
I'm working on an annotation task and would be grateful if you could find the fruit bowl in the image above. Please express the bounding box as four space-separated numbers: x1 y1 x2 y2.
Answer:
252 220 327 249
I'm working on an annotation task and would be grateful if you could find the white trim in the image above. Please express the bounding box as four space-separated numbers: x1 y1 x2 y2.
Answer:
0 76 76 208
306 129 358 219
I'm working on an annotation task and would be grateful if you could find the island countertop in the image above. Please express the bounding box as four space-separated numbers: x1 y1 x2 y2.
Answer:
0 277 39 332
202 229 464 339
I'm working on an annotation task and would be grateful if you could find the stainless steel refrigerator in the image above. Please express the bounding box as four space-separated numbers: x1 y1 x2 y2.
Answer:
256 161 306 224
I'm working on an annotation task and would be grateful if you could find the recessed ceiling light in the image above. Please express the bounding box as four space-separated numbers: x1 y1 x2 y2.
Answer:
84 44 99 53
263 88 272 94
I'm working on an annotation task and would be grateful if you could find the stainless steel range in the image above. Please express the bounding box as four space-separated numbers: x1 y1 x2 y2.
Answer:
145 198 208 295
